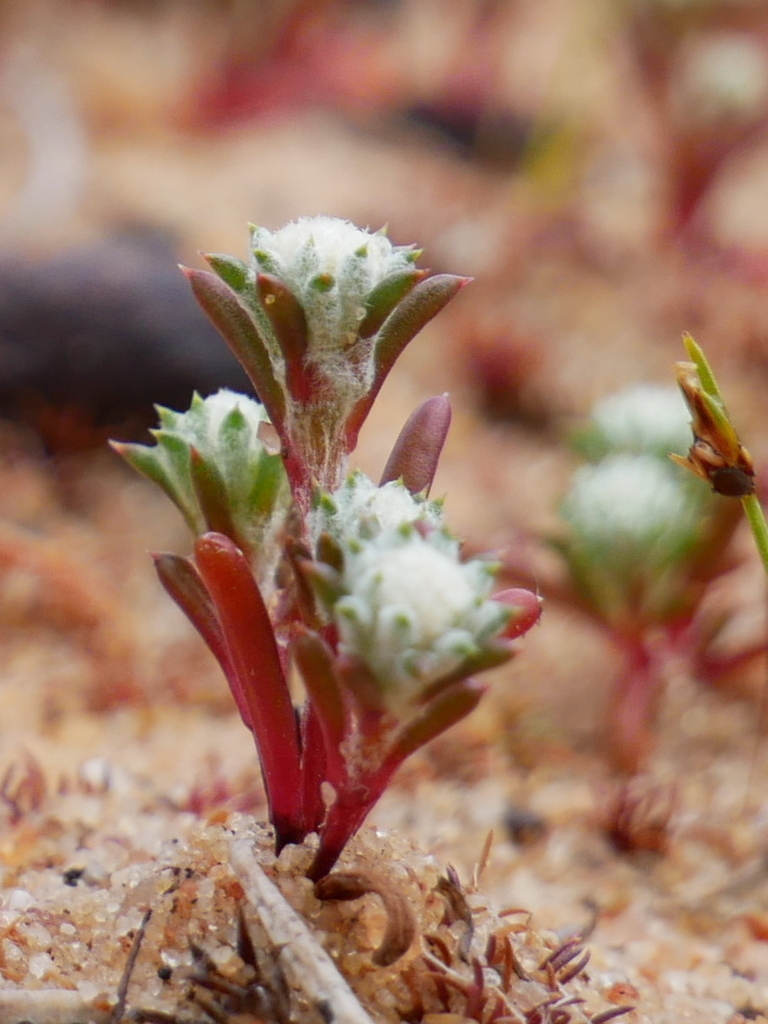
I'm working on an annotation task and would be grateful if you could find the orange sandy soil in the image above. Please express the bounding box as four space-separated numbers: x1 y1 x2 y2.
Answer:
2 2 768 1022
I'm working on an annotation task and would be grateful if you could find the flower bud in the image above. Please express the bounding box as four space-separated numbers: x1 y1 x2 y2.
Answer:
312 470 443 551
113 390 288 578
326 524 513 713
576 384 693 463
249 217 421 363
557 454 707 624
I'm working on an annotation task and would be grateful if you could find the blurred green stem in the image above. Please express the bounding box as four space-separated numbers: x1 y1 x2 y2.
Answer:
742 493 768 581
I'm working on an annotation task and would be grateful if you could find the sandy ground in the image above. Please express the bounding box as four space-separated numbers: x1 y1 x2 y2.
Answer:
2 2 768 1021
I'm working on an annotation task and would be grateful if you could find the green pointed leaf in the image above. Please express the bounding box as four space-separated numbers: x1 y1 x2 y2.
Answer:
111 436 201 535
357 268 425 340
189 446 242 546
683 332 721 401
203 252 250 293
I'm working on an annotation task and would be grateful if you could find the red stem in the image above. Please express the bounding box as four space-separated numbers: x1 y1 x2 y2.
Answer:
608 636 665 775
308 771 394 881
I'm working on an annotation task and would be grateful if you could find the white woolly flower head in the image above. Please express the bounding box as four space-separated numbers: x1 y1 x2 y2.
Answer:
333 525 509 710
313 470 443 548
561 454 700 550
250 216 419 357
152 390 277 504
558 453 709 622
581 384 692 461
674 33 768 127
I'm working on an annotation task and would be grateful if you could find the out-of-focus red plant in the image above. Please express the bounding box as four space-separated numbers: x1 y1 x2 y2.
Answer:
624 0 768 244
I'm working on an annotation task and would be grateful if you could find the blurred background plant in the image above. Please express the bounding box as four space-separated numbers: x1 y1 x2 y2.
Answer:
500 381 767 772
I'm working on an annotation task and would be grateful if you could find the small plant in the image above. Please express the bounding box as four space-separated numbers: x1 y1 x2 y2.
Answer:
551 382 730 770
114 217 541 879
503 377 761 772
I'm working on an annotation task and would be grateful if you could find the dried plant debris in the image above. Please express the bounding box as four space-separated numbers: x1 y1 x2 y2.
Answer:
183 911 293 1024
0 816 637 1024
601 777 677 856
313 870 417 967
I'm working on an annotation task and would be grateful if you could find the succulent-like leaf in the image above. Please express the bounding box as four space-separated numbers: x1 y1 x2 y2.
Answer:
257 273 312 402
194 532 304 846
203 252 250 293
315 531 345 573
189 446 241 545
292 628 347 778
379 395 452 496
346 274 468 448
357 268 426 340
415 642 512 707
494 587 543 638
297 557 346 609
152 553 232 694
112 435 202 535
183 267 286 432
388 678 487 764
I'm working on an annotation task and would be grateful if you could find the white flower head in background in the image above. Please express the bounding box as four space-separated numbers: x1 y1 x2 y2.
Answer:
588 384 693 461
561 453 701 555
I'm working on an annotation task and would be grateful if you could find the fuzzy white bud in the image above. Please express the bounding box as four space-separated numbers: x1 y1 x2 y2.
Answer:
334 526 508 708
562 454 700 548
588 384 693 460
250 217 418 358
314 470 443 548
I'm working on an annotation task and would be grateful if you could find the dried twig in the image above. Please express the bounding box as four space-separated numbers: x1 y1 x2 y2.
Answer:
0 990 111 1024
228 836 375 1024
111 907 153 1024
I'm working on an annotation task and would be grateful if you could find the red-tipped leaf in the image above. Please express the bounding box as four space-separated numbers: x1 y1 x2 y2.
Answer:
346 274 469 448
357 267 426 340
494 587 543 638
